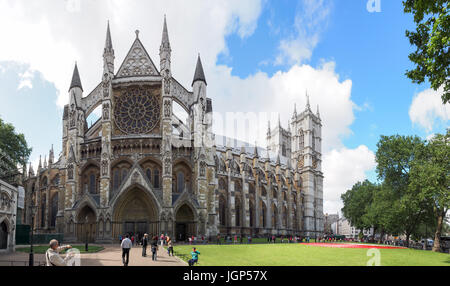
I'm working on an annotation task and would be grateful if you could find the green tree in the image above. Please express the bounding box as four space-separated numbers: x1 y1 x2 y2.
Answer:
403 0 450 104
0 117 32 184
341 180 375 231
376 135 427 247
409 130 450 252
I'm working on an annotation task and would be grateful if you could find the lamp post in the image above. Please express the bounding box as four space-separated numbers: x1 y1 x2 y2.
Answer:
85 216 89 252
28 203 37 266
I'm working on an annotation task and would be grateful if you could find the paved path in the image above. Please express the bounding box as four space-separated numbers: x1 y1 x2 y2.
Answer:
0 245 186 267
81 245 186 266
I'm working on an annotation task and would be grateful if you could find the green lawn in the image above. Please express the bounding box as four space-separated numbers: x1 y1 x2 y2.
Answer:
16 245 104 254
171 244 450 266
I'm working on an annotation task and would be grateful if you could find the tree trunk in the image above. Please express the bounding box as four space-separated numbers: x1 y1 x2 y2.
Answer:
432 212 444 253
378 229 385 244
405 233 410 248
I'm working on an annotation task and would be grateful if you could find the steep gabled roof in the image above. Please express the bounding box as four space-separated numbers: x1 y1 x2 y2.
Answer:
116 32 160 78
69 63 83 91
192 54 207 86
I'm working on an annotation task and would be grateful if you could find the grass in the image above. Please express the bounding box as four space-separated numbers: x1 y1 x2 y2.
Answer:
16 245 104 254
171 243 450 266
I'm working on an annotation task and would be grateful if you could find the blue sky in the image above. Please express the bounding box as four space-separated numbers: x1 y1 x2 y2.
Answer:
0 0 448 213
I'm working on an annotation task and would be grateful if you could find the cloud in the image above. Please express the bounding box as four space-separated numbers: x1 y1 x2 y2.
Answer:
275 0 332 66
322 145 377 214
0 0 263 108
409 87 450 132
210 61 354 152
17 68 35 90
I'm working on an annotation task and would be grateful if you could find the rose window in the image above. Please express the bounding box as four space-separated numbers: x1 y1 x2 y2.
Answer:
114 88 160 134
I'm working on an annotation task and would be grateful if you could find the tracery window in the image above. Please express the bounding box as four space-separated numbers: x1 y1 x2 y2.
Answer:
89 174 97 194
177 172 185 193
299 130 305 149
113 170 120 191
146 169 152 182
114 87 160 135
153 169 160 188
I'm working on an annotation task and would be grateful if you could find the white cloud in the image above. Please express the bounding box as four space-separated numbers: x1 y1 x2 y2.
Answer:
17 68 35 90
322 145 376 214
0 0 263 108
275 0 332 66
409 87 450 132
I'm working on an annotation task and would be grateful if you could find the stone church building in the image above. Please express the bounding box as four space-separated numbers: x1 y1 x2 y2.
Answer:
22 17 324 243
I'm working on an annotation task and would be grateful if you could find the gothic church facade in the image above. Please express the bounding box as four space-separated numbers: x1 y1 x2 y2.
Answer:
22 18 324 243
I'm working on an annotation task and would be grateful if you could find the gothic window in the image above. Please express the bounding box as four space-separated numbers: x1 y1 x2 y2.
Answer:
249 201 255 227
312 130 316 151
146 169 152 182
113 170 120 191
219 195 227 226
261 202 267 228
153 169 160 188
299 130 305 149
283 206 288 228
114 87 160 135
235 198 241 227
283 191 287 201
50 193 58 227
122 169 128 182
273 189 278 199
261 186 267 197
282 144 286 157
42 177 48 188
272 204 277 229
249 184 255 195
41 194 46 227
177 172 185 193
89 174 97 194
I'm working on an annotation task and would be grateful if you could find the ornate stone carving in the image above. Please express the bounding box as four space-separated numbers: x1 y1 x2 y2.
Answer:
199 161 206 177
103 103 110 120
298 155 304 169
67 164 74 180
69 104 76 128
117 41 158 77
131 171 140 184
164 100 172 118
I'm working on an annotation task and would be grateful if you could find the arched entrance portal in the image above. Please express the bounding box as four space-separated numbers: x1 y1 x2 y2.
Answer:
175 204 196 242
76 206 97 243
113 187 159 239
0 222 8 249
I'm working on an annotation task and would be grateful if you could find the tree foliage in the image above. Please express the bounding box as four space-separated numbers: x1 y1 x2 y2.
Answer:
403 0 450 103
0 117 32 182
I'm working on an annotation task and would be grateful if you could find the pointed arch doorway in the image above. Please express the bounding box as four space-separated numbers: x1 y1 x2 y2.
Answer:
112 187 159 239
175 204 196 242
76 205 97 243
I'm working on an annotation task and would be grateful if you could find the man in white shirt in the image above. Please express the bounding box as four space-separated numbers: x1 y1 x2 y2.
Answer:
121 234 132 266
45 239 73 266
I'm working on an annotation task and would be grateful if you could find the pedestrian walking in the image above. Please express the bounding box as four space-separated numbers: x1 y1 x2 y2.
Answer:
151 236 158 261
142 234 149 257
167 237 174 256
121 235 132 266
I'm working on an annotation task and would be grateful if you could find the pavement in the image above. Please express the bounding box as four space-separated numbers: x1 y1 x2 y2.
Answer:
0 245 187 267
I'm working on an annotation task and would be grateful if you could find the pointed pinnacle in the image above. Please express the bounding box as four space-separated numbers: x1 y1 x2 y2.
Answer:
192 54 207 86
69 63 83 92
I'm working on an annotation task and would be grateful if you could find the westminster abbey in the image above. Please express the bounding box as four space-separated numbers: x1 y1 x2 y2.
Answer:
22 17 324 243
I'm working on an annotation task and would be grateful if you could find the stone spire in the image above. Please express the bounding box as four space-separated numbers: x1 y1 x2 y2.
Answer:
192 54 207 86
267 121 271 136
38 155 42 171
276 152 281 166
49 145 54 165
292 103 297 119
305 90 310 111
44 155 47 169
254 142 259 158
69 63 83 92
317 105 321 119
28 162 34 177
103 21 115 74
161 15 171 51
104 21 113 53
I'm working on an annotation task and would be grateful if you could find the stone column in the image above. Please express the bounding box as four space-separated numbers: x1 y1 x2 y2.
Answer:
242 175 250 229
228 175 236 231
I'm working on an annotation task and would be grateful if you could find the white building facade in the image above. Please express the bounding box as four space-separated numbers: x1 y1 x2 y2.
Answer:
0 179 18 253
